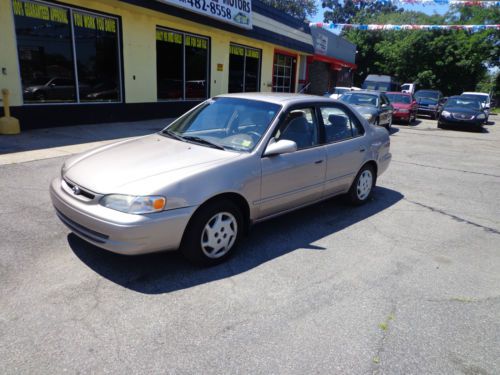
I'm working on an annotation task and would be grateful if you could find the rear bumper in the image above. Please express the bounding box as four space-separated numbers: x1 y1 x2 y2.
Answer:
50 177 197 255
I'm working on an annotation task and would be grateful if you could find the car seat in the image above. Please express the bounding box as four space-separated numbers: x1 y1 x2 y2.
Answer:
281 113 314 148
326 114 351 142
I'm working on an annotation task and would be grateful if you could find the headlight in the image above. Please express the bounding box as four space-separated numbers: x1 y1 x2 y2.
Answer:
441 110 451 117
100 194 166 214
476 113 486 120
362 113 374 122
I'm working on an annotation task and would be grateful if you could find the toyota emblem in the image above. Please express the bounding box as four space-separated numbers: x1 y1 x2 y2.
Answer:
72 185 81 195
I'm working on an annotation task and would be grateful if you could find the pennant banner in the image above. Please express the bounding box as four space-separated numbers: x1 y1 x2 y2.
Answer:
310 22 500 31
350 0 500 6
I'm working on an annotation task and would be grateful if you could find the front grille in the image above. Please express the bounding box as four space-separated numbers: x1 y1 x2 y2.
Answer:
452 113 474 120
64 179 95 200
55 208 109 244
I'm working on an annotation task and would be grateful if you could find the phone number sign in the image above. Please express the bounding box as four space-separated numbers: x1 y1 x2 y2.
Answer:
156 0 252 29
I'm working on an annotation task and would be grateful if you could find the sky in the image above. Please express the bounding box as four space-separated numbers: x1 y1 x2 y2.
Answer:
310 1 450 24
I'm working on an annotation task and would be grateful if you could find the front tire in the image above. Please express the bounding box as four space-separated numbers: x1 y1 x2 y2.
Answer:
180 200 243 265
348 164 376 205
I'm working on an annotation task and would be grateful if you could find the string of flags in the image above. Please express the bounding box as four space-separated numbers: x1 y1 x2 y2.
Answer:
310 22 500 31
350 0 500 6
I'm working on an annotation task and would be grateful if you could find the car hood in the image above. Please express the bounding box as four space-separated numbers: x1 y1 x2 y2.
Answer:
64 134 240 193
351 105 378 115
416 97 438 105
443 106 481 116
24 85 45 91
392 103 411 109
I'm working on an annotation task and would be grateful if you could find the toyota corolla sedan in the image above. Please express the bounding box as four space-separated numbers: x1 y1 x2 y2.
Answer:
50 93 391 265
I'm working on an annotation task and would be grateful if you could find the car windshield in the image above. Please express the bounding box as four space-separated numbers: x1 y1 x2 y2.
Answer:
445 98 481 110
461 94 488 105
386 94 411 104
363 82 390 91
340 93 378 107
162 97 281 152
335 88 350 95
415 91 439 100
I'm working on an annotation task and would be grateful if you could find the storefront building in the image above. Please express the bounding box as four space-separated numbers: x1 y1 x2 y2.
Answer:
307 24 357 96
0 0 317 129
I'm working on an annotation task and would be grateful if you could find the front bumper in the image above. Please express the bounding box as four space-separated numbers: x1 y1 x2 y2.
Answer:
50 177 197 255
392 111 411 121
417 106 437 115
438 117 483 128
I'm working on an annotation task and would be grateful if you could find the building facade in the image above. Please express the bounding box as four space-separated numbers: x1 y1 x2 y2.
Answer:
0 0 354 130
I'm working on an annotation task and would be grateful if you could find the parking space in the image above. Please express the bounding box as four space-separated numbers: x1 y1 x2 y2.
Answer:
1 116 499 374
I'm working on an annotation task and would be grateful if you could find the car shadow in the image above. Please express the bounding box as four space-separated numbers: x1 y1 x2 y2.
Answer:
439 125 489 133
69 187 404 294
389 127 400 135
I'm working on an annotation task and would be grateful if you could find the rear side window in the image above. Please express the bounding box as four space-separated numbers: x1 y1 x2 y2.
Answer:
320 106 365 143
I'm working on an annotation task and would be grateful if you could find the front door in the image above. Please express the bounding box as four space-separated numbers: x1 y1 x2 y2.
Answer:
259 107 326 218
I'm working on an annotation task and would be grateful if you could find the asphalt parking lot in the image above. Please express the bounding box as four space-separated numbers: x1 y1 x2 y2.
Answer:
1 116 499 374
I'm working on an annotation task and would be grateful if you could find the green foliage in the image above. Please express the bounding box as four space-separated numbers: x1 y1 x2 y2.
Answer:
325 7 500 95
322 0 402 24
260 0 317 20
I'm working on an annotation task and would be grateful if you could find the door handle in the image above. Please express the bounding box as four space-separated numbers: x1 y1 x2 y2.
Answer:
314 160 323 164
359 148 366 153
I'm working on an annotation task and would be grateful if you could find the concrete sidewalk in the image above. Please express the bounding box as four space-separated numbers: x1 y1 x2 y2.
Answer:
0 118 173 165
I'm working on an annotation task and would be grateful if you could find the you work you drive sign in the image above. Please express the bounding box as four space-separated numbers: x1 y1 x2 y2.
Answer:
156 0 252 29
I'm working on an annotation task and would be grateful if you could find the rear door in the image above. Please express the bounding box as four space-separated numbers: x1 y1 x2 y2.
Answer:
319 104 369 195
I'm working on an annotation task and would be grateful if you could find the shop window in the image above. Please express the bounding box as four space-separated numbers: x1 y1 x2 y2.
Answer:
228 44 261 93
273 52 296 93
12 0 122 104
156 28 209 101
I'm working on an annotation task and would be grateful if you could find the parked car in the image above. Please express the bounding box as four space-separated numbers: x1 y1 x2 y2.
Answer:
386 92 417 124
401 83 416 94
461 92 491 123
23 77 76 102
414 89 445 119
362 74 401 92
324 86 361 100
50 93 392 265
339 90 394 131
438 95 486 131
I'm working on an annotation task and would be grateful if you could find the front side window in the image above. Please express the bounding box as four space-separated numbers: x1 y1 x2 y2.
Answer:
13 0 122 104
320 106 364 143
276 108 319 149
228 44 261 93
156 28 209 100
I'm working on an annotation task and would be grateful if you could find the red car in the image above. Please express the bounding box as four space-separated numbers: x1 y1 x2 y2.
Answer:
386 92 417 124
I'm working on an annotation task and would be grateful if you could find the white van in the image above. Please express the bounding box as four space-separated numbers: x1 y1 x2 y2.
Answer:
401 83 416 94
461 92 491 121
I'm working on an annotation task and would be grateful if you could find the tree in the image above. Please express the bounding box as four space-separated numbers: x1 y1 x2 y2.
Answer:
324 6 499 95
260 0 317 20
322 0 401 24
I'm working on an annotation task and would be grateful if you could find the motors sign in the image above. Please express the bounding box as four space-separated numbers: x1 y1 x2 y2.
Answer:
156 0 252 29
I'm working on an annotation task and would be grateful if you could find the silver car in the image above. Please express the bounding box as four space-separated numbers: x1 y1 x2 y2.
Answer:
50 93 392 265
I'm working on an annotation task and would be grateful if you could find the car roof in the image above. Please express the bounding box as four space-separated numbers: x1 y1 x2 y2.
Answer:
215 92 338 105
343 90 381 96
386 91 411 95
462 92 489 96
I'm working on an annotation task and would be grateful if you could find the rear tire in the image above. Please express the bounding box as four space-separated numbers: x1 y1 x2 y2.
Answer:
348 164 376 205
180 200 243 266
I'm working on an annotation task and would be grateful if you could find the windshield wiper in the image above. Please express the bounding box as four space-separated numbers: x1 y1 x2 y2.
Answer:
161 129 185 141
182 135 225 150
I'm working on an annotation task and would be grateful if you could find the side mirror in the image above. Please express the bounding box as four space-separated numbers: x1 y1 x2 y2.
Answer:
263 139 297 157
